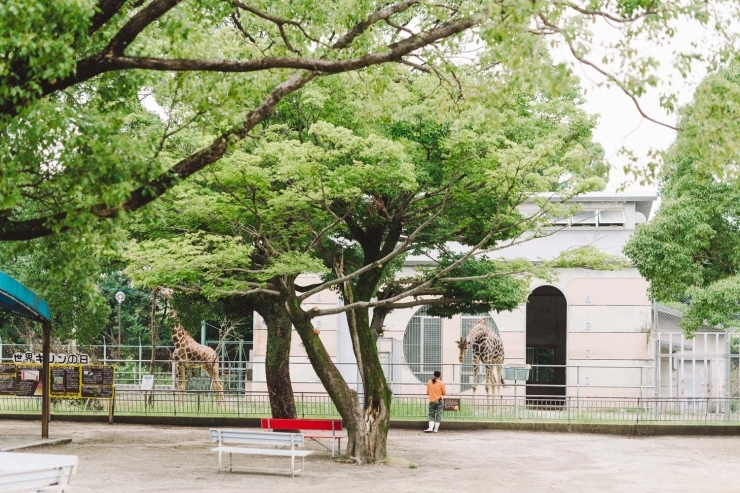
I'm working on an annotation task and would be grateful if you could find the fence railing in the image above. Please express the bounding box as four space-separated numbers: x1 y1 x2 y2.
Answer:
0 360 652 397
3 391 740 424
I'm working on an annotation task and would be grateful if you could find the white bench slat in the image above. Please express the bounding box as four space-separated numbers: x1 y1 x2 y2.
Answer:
211 447 313 457
0 452 78 493
209 429 311 477
0 468 69 493
210 430 305 447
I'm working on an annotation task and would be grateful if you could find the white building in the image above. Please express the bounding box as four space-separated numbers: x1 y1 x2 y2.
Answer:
250 192 662 399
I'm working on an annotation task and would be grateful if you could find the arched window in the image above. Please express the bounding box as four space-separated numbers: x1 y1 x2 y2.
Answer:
403 306 442 384
460 313 499 391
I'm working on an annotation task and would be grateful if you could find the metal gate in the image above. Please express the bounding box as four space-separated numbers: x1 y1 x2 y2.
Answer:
653 303 740 413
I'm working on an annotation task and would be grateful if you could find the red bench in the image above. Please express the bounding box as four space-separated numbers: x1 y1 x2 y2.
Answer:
261 418 344 457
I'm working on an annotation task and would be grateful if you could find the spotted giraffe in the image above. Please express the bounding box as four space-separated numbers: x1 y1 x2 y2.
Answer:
456 319 505 396
168 307 224 402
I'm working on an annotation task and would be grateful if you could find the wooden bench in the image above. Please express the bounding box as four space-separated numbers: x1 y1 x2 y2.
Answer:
0 452 78 492
261 418 344 457
209 429 313 477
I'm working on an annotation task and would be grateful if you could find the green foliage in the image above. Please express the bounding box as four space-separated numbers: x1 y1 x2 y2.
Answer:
549 246 632 271
674 64 740 179
123 69 607 328
0 0 93 105
0 0 734 258
624 63 740 335
0 0 734 322
0 235 113 343
423 256 538 318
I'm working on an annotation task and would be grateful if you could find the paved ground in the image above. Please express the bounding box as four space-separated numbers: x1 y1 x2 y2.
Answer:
1 419 738 492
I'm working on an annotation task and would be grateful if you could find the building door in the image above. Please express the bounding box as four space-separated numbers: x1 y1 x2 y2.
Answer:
526 286 567 400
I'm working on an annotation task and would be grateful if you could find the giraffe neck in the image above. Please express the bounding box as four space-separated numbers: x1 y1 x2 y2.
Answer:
170 318 197 349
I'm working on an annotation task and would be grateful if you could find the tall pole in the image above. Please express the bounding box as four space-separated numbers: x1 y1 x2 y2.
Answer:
115 291 125 362
117 302 122 361
41 321 50 438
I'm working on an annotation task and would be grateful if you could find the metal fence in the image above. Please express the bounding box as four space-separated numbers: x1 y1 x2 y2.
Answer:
0 338 654 396
2 391 740 424
654 305 740 402
4 317 740 425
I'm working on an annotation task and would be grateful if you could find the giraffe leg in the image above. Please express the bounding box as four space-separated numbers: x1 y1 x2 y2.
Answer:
175 360 187 406
176 360 187 391
485 363 492 397
204 359 224 404
471 355 479 393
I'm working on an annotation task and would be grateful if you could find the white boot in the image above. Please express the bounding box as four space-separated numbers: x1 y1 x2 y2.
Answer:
433 422 440 433
424 421 434 433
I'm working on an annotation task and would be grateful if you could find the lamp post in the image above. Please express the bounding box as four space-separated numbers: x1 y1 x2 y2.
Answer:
115 291 125 361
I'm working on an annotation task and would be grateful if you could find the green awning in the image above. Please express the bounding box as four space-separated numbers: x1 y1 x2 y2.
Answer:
0 271 51 322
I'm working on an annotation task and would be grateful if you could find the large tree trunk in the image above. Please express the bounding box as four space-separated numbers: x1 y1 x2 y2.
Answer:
284 289 390 463
343 303 392 460
257 299 297 419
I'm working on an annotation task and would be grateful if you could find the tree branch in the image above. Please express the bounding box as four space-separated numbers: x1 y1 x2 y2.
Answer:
105 0 183 55
332 0 420 50
0 71 315 240
296 182 456 301
89 0 129 35
540 15 677 131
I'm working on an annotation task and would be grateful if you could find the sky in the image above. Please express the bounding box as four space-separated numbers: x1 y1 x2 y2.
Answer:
579 79 675 194
577 82 688 211
566 15 734 196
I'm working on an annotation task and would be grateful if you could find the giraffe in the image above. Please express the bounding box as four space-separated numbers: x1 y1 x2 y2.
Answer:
167 306 224 402
456 319 505 396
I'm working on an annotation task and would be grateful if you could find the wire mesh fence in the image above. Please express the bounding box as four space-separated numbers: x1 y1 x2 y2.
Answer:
3 391 740 424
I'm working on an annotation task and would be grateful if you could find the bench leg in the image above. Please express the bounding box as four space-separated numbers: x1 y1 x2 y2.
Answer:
229 453 233 473
218 449 222 473
291 453 295 478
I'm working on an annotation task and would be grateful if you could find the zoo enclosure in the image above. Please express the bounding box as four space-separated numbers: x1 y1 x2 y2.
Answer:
3 307 740 409
3 337 740 401
1 338 655 397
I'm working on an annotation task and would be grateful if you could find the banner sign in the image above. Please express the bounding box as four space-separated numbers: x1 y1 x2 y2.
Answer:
81 366 114 398
12 352 90 365
0 363 113 399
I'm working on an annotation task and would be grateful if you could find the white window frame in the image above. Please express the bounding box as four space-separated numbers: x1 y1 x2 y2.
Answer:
403 306 443 384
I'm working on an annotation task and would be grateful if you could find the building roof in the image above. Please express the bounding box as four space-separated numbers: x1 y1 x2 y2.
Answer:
0 271 51 323
525 191 657 219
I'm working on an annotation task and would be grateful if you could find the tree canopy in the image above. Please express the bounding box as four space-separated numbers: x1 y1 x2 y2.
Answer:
123 70 606 308
624 64 740 335
121 68 611 460
2 0 736 251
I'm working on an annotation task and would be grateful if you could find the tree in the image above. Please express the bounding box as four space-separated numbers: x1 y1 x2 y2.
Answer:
0 236 113 343
124 69 608 462
2 0 736 247
624 64 740 335
124 194 300 418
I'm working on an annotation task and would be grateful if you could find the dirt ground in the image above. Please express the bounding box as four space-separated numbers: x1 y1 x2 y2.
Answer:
2 419 739 493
